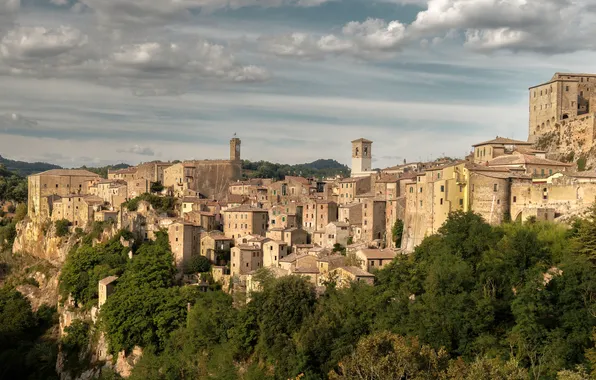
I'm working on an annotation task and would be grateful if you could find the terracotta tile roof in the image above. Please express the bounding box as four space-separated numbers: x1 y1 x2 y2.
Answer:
98 275 118 285
376 175 399 183
34 169 101 177
472 136 532 147
225 205 267 212
317 254 346 264
358 248 397 260
340 266 374 277
237 244 262 250
284 176 311 186
487 153 572 167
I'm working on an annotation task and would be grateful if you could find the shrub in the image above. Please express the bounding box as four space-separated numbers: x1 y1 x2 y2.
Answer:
55 219 71 237
7 204 16 214
184 255 211 274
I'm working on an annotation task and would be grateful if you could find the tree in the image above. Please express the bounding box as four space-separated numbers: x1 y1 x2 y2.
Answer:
183 255 211 274
54 219 71 237
573 203 596 258
392 219 404 245
329 331 449 379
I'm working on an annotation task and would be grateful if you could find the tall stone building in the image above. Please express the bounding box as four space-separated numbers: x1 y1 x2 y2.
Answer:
163 138 242 198
351 138 373 178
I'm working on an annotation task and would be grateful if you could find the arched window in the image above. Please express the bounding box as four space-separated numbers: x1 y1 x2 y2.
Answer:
355 147 359 156
562 114 569 119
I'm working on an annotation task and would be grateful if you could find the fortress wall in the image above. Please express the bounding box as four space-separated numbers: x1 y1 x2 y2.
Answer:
194 160 242 199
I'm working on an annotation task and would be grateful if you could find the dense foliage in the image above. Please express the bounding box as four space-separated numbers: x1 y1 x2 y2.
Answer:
59 233 130 307
183 255 211 274
242 159 350 180
122 193 176 213
0 168 27 204
120 209 596 379
0 288 59 379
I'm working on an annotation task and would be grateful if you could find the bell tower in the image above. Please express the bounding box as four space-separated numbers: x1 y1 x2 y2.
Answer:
351 138 372 177
230 137 241 161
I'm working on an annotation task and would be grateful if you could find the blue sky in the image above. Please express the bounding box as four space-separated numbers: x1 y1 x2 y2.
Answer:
0 0 595 169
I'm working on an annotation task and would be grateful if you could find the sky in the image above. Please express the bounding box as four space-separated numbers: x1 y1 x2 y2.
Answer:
0 0 595 169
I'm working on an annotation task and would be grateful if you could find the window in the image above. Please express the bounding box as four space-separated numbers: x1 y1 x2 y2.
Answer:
541 169 545 176
440 185 445 192
513 196 517 203
549 169 553 175
437 172 441 179
175 237 178 242
370 260 374 267
471 184 475 192
410 187 413 193
419 187 422 193
56 184 58 188
459 199 463 206
497 199 500 205
566 86 569 91
493 184 498 192
440 198 443 205
420 200 423 207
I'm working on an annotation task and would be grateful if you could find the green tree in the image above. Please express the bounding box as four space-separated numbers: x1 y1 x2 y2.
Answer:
183 255 211 274
392 219 404 245
54 219 71 237
329 331 449 380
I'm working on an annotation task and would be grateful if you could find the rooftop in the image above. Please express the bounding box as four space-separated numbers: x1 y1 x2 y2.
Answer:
351 138 373 143
225 205 268 213
472 136 533 147
487 153 573 167
358 248 398 260
98 275 119 286
341 266 375 277
34 169 101 177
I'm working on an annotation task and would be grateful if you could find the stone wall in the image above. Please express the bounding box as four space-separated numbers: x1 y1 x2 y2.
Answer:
469 173 511 225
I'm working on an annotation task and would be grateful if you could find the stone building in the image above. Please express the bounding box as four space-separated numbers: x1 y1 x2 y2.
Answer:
262 240 289 268
163 138 242 198
266 227 308 247
359 198 387 243
338 177 371 205
472 137 533 164
230 244 263 277
302 200 338 232
223 205 269 239
486 152 572 177
356 248 397 272
28 169 100 220
529 73 596 143
98 276 118 308
329 266 374 288
51 194 104 228
168 221 202 271
89 179 128 208
351 138 373 178
183 211 217 231
510 172 596 222
200 233 233 265
135 161 172 184
311 221 350 248
108 167 137 181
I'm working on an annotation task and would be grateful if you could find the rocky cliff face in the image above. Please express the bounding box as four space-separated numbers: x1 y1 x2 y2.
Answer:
535 119 596 170
12 219 75 265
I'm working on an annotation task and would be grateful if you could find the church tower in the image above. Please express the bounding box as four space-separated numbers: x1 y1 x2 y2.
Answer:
351 138 373 177
230 137 241 161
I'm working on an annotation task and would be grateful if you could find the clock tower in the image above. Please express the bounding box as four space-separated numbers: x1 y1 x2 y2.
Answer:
230 137 241 161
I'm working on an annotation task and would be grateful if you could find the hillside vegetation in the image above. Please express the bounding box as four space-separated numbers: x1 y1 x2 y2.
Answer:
242 158 350 180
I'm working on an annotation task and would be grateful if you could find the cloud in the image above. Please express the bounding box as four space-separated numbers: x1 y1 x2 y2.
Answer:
80 0 335 27
411 0 596 54
0 24 269 93
117 144 156 156
0 112 38 129
260 18 409 59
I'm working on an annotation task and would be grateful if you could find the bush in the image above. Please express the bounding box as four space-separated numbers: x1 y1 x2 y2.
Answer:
7 204 16 214
184 255 212 275
123 194 176 214
55 219 71 237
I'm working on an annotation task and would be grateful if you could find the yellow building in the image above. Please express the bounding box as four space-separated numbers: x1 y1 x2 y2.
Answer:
222 205 269 239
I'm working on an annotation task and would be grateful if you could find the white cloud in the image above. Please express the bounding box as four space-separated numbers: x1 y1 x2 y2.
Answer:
118 144 156 156
0 26 88 60
411 0 596 53
261 18 409 59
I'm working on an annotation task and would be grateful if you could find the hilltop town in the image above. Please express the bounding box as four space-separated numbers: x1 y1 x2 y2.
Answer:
3 72 596 378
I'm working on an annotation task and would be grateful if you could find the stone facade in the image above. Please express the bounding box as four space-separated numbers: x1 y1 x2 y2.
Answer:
222 206 269 239
302 200 338 232
168 221 202 270
351 138 373 178
28 169 100 221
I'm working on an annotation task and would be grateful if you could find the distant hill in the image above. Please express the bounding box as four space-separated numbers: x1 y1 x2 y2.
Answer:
77 163 131 179
242 159 350 180
0 155 61 177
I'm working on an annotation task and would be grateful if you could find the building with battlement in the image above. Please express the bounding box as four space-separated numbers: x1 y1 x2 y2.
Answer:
529 73 596 143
